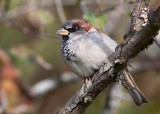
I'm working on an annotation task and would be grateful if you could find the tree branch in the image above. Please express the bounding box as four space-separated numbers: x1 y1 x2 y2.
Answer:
58 2 160 113
130 0 149 32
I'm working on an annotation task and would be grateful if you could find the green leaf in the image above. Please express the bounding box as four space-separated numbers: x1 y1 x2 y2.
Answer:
83 12 107 31
39 10 54 24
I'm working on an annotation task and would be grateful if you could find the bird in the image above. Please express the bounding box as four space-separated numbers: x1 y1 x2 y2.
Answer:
57 19 148 106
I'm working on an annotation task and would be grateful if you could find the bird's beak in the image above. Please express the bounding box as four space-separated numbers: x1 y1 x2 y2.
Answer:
56 28 69 36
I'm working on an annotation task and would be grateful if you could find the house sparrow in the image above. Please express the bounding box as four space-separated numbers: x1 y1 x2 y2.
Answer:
57 19 148 106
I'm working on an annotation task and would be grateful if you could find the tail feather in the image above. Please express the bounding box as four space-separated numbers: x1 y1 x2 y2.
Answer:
121 70 148 106
128 88 148 106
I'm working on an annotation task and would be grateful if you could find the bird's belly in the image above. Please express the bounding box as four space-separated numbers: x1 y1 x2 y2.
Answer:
62 45 112 78
65 60 98 78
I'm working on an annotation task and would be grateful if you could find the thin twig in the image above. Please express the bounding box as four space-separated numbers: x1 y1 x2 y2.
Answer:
0 18 61 42
95 4 119 16
154 30 160 48
55 0 67 23
0 90 8 113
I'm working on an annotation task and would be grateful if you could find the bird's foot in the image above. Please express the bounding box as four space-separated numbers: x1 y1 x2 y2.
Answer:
85 77 92 89
79 77 92 96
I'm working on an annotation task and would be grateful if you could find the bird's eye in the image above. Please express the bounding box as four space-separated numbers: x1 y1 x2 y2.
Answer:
67 26 79 32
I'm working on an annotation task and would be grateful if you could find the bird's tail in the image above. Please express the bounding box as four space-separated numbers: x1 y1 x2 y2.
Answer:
120 70 148 106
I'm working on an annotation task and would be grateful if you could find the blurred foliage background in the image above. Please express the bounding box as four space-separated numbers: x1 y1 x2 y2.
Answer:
0 0 160 114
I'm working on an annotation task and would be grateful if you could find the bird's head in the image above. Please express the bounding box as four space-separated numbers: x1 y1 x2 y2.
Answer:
57 19 93 40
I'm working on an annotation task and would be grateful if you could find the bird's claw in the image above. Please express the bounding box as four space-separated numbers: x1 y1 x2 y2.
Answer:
78 77 92 96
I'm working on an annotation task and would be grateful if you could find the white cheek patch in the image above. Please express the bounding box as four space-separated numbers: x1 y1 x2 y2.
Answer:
68 30 86 41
